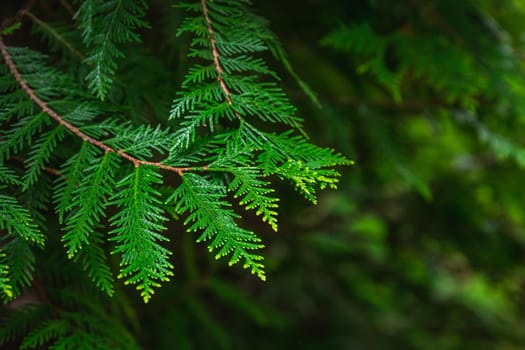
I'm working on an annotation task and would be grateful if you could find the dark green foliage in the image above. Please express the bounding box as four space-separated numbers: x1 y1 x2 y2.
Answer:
110 165 173 302
0 0 349 346
0 33 345 303
62 151 118 258
76 0 150 99
171 0 303 132
0 165 44 302
168 173 265 280
0 256 140 349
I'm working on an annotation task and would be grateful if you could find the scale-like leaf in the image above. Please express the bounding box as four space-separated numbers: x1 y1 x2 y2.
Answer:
0 252 13 301
22 126 65 189
228 167 279 231
167 173 265 280
0 193 43 299
74 230 114 296
77 0 150 99
62 152 118 257
54 142 94 223
109 165 173 303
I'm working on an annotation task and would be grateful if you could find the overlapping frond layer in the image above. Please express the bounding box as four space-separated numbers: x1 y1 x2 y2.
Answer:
321 22 487 108
76 0 149 99
171 0 351 205
62 152 118 257
0 166 44 302
170 0 302 134
0 188 44 301
0 46 180 301
110 165 173 302
0 0 350 307
168 173 265 280
228 167 279 231
0 291 140 349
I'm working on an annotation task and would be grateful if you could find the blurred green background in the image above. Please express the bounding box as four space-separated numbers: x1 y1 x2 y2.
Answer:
4 0 525 348
177 0 525 348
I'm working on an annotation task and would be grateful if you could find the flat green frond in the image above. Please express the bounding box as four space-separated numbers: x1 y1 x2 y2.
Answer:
22 126 65 189
208 135 253 167
170 83 224 120
230 86 300 127
215 36 267 56
206 137 279 230
167 173 265 280
0 112 49 163
0 190 44 300
0 0 352 310
0 252 13 301
0 306 50 347
77 0 150 99
30 19 84 59
220 55 277 78
62 152 119 258
173 0 305 133
165 137 217 167
0 194 45 246
53 143 115 296
1 294 139 349
168 120 202 152
1 238 37 300
105 124 173 159
275 159 342 204
75 0 101 41
19 319 69 349
0 94 34 123
255 130 352 174
182 64 218 86
61 103 101 125
0 165 21 186
53 142 95 223
173 102 238 151
75 231 114 296
109 165 173 303
228 167 279 231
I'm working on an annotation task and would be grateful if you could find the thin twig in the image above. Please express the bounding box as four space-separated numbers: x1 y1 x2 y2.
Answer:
10 155 63 177
0 36 189 176
22 10 84 59
58 0 75 17
201 0 234 106
0 0 35 33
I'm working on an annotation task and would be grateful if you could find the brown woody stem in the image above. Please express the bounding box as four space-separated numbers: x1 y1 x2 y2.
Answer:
0 36 188 176
201 0 243 121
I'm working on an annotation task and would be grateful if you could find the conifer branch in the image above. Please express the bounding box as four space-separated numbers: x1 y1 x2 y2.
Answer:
200 0 236 111
0 0 350 309
0 36 190 176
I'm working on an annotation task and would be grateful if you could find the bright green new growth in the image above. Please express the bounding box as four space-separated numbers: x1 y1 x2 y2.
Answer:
110 165 173 303
0 0 350 307
168 173 266 280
